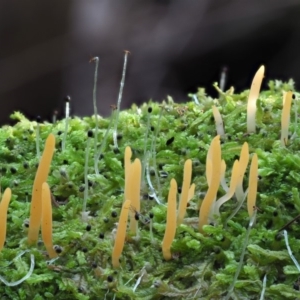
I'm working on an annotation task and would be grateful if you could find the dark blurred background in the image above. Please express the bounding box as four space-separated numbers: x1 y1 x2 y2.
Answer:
1 0 300 125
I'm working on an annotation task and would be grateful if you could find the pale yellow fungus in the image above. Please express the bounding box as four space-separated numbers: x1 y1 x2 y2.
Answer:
212 105 225 137
206 159 212 186
235 142 249 202
28 133 56 245
188 183 195 203
177 159 192 226
199 136 221 233
281 91 293 146
247 154 258 217
213 160 240 216
162 178 177 260
112 199 131 268
220 159 229 192
0 188 12 251
247 65 265 133
128 158 142 234
41 182 58 259
124 146 132 203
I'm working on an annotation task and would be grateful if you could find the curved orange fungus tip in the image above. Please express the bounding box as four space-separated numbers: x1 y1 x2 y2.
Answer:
247 65 265 133
162 178 177 261
28 133 56 245
177 159 192 226
247 153 258 218
124 146 132 202
199 135 221 233
112 199 131 268
128 158 142 234
281 91 293 146
41 182 58 259
235 142 249 202
0 188 12 251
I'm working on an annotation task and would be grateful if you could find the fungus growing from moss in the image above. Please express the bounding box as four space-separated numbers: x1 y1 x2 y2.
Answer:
162 178 177 260
0 188 12 251
199 136 221 232
41 182 58 259
247 153 258 217
188 183 195 203
247 65 265 133
177 159 192 226
124 146 132 203
213 159 240 217
112 199 131 268
281 91 293 146
28 133 56 245
212 105 225 137
128 159 142 235
235 142 249 202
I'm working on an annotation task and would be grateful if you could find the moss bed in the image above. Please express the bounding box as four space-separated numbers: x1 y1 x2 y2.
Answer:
1 78 300 299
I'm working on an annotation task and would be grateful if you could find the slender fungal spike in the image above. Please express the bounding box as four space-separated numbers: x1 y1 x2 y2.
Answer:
220 160 229 192
36 116 41 159
212 105 225 137
199 136 221 233
124 146 132 203
213 160 240 217
177 159 192 226
188 183 195 203
206 159 212 186
41 183 58 259
113 51 130 149
128 159 142 234
28 134 56 245
235 142 249 202
247 153 258 217
112 199 131 268
0 188 12 251
162 179 177 260
281 91 293 146
247 65 265 133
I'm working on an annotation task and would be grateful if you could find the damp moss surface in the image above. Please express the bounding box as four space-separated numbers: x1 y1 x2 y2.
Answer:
1 79 300 299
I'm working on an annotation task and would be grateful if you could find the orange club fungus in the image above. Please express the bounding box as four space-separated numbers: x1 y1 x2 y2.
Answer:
28 133 56 245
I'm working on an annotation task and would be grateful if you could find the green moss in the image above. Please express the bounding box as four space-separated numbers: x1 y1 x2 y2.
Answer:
0 80 300 299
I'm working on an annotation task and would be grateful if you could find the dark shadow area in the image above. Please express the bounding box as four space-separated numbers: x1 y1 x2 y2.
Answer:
1 0 300 124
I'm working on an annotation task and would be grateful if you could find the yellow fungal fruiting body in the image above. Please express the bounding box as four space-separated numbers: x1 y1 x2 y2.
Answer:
213 160 240 216
281 91 293 146
247 65 265 133
112 199 131 268
188 183 195 203
128 158 142 234
0 188 12 251
124 146 132 204
162 178 177 260
199 135 221 233
235 142 249 202
28 133 56 245
212 105 225 137
247 153 258 217
177 159 192 226
41 182 58 259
